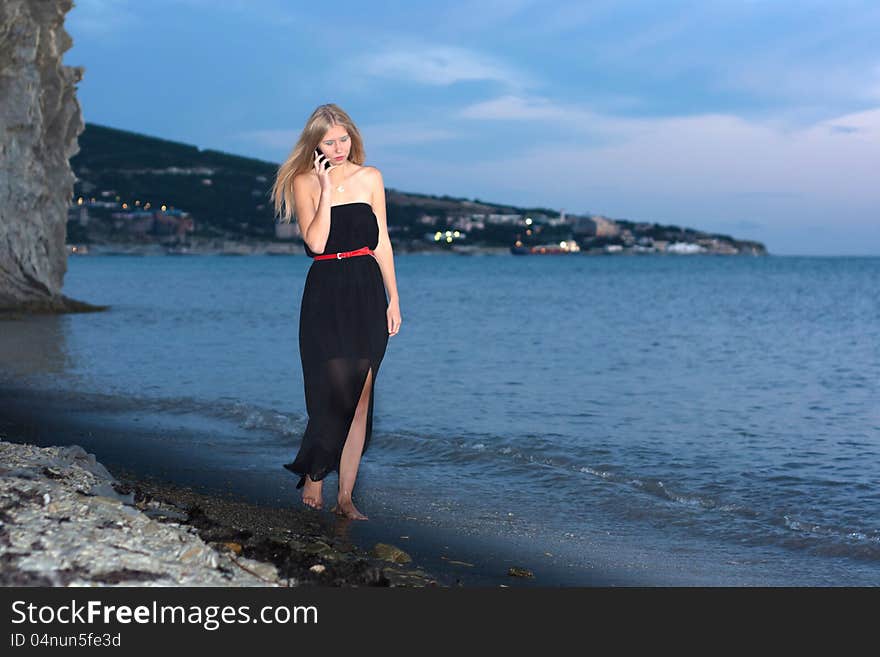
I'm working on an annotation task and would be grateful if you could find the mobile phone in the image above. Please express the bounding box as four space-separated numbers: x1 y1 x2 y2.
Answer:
315 148 331 170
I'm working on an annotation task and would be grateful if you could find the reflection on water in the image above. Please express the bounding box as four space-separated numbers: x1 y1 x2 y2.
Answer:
0 315 73 377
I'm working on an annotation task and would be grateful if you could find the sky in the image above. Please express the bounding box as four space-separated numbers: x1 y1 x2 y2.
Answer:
65 0 880 255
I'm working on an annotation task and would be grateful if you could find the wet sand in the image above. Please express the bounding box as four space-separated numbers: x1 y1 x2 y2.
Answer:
1 385 605 587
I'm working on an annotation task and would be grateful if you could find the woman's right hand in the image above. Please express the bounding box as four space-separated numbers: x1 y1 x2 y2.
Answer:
314 150 337 189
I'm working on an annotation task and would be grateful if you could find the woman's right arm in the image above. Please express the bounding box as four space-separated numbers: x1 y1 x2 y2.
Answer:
294 164 333 254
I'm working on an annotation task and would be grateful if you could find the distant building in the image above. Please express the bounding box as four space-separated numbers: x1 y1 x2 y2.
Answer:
667 242 706 254
486 213 522 225
593 216 620 237
451 216 485 231
571 216 597 237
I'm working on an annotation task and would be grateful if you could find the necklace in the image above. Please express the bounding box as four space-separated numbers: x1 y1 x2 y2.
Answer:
334 163 350 193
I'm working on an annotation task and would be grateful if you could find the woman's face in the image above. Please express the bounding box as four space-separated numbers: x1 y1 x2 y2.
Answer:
318 125 350 165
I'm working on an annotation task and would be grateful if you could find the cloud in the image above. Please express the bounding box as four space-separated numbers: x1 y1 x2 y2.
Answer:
594 12 699 62
453 94 656 142
450 94 880 222
359 123 459 146
828 125 862 135
715 60 880 110
232 123 459 151
353 45 533 90
456 94 583 121
511 2 880 120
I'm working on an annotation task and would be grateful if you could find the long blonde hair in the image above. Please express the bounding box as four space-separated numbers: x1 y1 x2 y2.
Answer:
270 104 366 224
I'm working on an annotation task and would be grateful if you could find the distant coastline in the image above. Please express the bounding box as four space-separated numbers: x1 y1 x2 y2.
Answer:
66 240 764 257
68 123 767 258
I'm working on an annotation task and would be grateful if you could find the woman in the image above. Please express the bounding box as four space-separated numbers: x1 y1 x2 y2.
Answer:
271 104 402 520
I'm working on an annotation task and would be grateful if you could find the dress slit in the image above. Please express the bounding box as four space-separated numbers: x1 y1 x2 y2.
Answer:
339 364 375 460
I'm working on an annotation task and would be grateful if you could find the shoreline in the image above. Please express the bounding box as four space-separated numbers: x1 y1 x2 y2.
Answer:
63 242 765 257
0 386 594 587
66 241 513 257
0 439 439 587
109 463 443 588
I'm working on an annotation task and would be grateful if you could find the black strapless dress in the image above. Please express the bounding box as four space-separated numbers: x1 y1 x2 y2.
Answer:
283 202 389 490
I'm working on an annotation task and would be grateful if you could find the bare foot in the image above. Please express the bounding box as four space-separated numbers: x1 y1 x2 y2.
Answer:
302 475 323 510
331 497 368 520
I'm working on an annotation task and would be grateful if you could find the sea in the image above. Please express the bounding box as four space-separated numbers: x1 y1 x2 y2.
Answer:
1 252 878 586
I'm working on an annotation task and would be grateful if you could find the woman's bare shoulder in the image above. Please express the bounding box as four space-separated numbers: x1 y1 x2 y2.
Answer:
294 171 319 187
294 171 320 200
292 172 319 211
359 165 383 185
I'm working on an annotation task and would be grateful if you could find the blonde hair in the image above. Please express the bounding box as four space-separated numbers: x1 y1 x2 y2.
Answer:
270 103 366 224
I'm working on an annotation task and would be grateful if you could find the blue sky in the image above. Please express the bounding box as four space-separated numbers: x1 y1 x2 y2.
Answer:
66 0 880 255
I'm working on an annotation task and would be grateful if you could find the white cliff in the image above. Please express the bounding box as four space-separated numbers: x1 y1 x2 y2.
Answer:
0 0 99 313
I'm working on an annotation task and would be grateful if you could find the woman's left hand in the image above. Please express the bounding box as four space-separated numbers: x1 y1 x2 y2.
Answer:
387 298 402 336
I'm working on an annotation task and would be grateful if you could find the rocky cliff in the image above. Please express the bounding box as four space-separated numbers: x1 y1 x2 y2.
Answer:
0 0 101 314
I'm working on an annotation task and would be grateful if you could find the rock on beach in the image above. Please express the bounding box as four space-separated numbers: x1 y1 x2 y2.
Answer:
0 440 282 586
0 440 439 587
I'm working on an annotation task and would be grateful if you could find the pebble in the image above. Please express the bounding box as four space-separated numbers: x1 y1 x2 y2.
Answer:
0 440 281 586
0 439 441 588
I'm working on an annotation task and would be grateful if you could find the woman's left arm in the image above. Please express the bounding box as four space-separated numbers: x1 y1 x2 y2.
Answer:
370 168 402 336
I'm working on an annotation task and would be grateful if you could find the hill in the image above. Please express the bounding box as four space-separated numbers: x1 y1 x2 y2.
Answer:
68 123 766 255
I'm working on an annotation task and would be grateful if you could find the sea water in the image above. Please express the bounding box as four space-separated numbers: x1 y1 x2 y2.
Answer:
2 253 878 585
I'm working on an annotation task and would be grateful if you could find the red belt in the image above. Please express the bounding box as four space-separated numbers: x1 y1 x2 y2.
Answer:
312 246 375 260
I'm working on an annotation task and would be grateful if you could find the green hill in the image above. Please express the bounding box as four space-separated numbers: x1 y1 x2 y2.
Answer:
68 123 766 254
